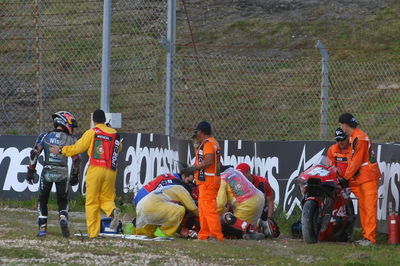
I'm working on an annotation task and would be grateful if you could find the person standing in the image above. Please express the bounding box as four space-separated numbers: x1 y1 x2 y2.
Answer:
339 113 381 246
182 121 224 241
26 111 80 238
50 109 122 238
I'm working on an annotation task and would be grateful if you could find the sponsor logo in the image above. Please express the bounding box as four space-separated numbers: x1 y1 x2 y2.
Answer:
283 146 325 218
0 146 79 194
122 134 180 193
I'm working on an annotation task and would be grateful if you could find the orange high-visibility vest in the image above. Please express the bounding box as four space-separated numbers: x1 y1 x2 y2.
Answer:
195 137 221 184
344 128 381 185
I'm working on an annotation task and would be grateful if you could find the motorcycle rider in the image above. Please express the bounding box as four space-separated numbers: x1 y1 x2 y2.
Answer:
339 113 381 246
26 111 80 238
327 128 351 177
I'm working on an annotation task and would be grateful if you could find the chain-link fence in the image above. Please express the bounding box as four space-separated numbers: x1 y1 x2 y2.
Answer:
1 0 103 135
173 54 322 140
329 61 400 142
1 0 400 142
1 0 167 135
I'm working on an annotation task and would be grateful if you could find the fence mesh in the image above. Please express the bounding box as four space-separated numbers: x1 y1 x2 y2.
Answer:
1 1 37 134
173 54 322 140
1 0 400 143
0 0 167 136
110 0 167 134
329 61 400 142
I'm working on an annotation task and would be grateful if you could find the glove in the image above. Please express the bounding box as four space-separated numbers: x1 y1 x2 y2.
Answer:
188 229 198 239
338 178 349 188
69 174 79 186
181 165 197 176
266 217 280 238
26 167 37 185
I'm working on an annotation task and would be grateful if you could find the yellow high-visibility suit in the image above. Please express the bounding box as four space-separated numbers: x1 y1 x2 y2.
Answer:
217 168 264 224
61 123 121 238
136 185 198 237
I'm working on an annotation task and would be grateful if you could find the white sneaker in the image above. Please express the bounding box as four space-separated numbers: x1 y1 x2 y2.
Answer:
110 208 121 230
355 239 373 246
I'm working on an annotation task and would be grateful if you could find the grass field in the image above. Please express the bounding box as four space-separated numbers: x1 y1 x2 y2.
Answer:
0 200 399 265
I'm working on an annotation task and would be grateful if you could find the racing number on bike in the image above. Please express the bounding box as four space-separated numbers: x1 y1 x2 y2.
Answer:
308 167 330 177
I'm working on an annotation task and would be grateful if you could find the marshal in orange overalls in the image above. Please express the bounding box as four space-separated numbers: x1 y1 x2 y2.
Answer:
327 142 351 177
344 128 381 243
195 137 224 241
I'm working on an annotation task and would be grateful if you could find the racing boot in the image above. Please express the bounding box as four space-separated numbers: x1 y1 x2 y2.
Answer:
59 214 70 238
37 218 47 237
110 207 121 230
222 212 256 232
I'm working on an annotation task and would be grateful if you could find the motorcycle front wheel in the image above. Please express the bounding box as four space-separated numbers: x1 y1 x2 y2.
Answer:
301 200 320 243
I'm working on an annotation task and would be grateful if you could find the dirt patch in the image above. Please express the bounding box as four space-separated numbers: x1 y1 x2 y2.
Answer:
345 252 369 260
296 254 324 264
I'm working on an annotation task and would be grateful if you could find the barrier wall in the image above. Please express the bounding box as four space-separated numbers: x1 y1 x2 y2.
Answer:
1 133 399 233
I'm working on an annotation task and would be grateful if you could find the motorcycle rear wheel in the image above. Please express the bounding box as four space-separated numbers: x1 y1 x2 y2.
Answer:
302 200 320 243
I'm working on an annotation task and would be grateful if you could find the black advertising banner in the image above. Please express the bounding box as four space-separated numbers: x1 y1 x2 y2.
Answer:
253 141 330 220
119 133 193 195
1 134 399 233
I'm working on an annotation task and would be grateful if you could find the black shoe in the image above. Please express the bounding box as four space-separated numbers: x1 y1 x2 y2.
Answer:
59 215 70 238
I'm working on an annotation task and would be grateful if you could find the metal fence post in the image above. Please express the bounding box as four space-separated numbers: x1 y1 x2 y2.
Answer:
316 40 330 140
34 0 43 133
164 0 176 136
101 0 112 112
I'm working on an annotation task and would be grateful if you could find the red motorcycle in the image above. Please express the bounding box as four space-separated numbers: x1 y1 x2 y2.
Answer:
296 163 355 243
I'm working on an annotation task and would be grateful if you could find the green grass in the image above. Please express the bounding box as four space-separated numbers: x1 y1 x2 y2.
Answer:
0 204 398 265
0 194 87 212
206 4 400 63
0 247 44 259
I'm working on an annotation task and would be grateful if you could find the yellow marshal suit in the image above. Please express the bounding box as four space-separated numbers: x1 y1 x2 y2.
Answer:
61 123 121 238
136 185 198 237
217 169 264 224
